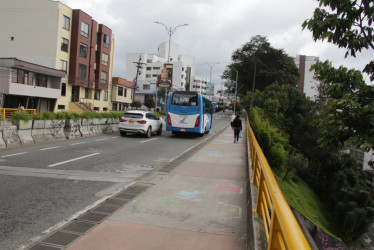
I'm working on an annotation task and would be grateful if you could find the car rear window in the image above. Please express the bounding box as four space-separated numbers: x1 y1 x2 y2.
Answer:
123 113 143 119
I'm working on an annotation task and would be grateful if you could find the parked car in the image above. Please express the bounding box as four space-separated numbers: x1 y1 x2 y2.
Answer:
119 110 162 138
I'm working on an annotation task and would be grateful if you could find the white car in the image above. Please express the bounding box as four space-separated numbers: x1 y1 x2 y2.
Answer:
119 110 162 138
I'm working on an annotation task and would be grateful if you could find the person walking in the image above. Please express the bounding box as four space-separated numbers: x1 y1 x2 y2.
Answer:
232 114 242 143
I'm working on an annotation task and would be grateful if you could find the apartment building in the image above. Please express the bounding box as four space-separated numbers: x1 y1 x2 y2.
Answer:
294 55 320 99
0 0 114 112
125 42 194 106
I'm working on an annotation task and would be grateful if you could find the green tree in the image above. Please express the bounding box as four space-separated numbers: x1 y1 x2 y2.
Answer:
130 100 142 109
222 35 299 98
144 98 155 110
302 0 374 80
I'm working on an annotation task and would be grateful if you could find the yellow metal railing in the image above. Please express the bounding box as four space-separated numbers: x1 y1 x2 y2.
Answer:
247 117 311 250
0 108 37 118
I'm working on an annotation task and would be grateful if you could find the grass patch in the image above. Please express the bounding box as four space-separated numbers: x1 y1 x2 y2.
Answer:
276 175 342 242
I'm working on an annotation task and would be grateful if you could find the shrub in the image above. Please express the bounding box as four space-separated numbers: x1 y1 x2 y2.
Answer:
11 112 32 123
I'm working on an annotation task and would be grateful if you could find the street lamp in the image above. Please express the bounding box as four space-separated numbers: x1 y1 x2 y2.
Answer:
154 21 189 62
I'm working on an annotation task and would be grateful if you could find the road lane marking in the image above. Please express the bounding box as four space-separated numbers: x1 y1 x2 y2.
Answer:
40 146 60 151
140 138 157 143
71 142 87 146
48 153 100 167
1 152 28 158
95 138 109 141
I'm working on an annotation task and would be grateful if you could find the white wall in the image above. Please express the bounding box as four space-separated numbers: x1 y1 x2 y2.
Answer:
0 0 60 68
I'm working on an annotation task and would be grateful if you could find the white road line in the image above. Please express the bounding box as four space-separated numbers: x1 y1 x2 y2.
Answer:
140 138 157 143
71 142 87 146
48 153 100 167
111 136 119 138
95 138 109 142
40 146 60 151
1 152 28 158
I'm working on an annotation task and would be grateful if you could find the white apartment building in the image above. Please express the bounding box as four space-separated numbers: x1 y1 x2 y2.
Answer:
125 42 194 106
191 76 209 95
294 55 320 99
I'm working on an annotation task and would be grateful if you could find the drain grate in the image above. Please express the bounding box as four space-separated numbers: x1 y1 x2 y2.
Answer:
26 183 152 249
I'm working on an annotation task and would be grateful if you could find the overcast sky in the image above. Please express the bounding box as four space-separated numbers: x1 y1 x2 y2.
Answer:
58 0 374 89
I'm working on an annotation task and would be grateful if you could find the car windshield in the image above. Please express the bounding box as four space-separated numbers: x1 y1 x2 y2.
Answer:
123 113 143 119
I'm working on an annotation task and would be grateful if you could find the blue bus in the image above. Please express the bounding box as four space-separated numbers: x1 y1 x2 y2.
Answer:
166 91 213 136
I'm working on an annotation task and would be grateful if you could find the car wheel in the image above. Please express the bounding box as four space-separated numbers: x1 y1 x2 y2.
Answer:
157 125 162 135
145 126 152 138
120 131 126 137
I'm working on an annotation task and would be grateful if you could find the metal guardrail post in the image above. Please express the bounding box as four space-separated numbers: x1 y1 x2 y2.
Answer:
246 116 311 250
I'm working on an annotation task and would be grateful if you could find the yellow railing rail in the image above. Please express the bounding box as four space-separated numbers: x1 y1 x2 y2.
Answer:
0 108 37 119
247 116 311 250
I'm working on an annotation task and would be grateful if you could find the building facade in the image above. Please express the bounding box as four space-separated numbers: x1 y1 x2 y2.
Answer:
0 58 65 112
111 77 134 111
294 55 320 99
0 0 114 112
125 42 194 107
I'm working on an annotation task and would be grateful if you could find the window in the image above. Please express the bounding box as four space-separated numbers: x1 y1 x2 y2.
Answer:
118 86 123 96
36 74 47 87
81 22 89 37
152 74 158 77
62 15 70 30
124 88 127 97
94 107 100 111
147 59 152 63
146 74 151 78
143 84 150 90
58 105 65 110
61 83 66 96
78 64 86 79
102 53 108 66
60 60 67 72
146 67 152 71
17 70 25 84
61 38 69 52
85 88 89 98
104 91 108 101
153 67 160 70
103 34 110 47
101 71 107 84
79 43 88 58
94 90 100 100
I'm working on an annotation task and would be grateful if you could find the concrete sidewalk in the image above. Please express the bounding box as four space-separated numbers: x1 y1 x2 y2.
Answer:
30 124 249 250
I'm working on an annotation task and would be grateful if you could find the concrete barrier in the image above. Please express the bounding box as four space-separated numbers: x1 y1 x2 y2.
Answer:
18 120 34 145
1 117 121 148
3 120 22 147
65 119 82 139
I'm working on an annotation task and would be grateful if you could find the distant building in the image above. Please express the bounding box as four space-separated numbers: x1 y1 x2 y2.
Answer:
111 77 134 111
191 76 209 95
0 0 114 112
294 55 320 99
125 42 194 107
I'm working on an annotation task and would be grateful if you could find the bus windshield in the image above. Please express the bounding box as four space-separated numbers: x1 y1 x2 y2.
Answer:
171 93 198 106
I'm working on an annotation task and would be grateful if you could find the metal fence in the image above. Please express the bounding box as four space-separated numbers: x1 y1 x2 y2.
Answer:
0 108 37 119
247 117 311 250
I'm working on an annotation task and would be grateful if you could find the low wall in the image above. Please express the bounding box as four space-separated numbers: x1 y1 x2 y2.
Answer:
0 118 121 148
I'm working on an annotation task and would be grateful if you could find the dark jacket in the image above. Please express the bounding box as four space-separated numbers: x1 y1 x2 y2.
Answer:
232 117 242 129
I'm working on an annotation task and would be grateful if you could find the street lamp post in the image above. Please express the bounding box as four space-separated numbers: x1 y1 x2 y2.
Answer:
154 21 189 62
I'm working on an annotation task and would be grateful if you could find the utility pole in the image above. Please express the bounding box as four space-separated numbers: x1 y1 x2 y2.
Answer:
132 55 146 101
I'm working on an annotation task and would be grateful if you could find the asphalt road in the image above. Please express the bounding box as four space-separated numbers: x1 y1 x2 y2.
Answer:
0 111 233 250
